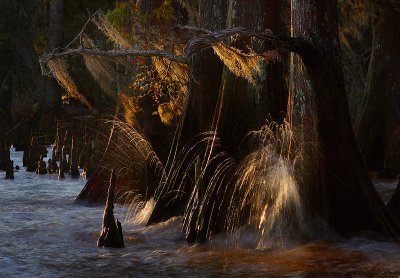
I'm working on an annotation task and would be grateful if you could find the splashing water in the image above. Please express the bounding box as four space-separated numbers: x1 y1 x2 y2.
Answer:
2 145 400 277
228 121 305 248
178 121 307 248
125 198 156 225
94 110 309 249
72 115 168 206
233 140 304 248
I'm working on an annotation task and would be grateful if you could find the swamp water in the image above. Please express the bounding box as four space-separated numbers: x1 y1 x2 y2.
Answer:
1 147 400 277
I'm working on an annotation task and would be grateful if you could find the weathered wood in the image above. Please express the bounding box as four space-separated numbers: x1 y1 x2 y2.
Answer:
184 27 311 57
97 169 124 248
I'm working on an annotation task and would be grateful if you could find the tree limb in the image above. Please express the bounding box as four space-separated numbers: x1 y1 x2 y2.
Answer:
173 24 211 34
40 47 188 75
39 24 312 76
184 27 313 57
39 9 188 75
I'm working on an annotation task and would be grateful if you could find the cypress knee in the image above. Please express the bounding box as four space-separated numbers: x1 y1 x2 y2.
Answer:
97 169 124 248
58 146 67 179
36 155 47 175
5 160 14 179
69 135 80 178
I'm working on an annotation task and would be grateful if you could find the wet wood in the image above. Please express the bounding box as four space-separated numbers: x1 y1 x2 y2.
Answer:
5 160 14 179
97 169 124 248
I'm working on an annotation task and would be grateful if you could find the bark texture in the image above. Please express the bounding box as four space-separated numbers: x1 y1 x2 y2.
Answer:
184 0 289 243
97 169 124 248
219 0 287 155
355 7 400 178
295 0 400 238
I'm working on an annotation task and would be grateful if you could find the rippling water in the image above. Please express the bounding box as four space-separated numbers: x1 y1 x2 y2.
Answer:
1 148 400 277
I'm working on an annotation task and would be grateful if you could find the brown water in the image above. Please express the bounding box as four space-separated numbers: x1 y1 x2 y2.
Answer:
1 147 400 277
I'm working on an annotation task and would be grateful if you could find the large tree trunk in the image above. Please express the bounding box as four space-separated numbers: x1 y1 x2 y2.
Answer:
218 0 288 155
290 0 321 224
355 7 400 178
0 69 13 170
147 0 228 226
389 183 400 220
183 0 289 243
264 1 289 124
295 0 400 238
43 0 65 121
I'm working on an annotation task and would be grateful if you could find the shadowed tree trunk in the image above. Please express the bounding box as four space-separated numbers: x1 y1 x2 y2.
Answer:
4 0 49 150
150 0 400 241
355 7 400 178
76 0 176 203
59 0 400 241
0 1 17 170
290 0 321 225
184 0 289 243
294 0 400 238
389 182 400 221
218 0 288 155
0 69 13 170
147 0 228 227
43 0 65 121
180 0 228 143
264 0 289 124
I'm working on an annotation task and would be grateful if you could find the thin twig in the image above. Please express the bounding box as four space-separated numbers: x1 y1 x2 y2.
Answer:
65 10 101 51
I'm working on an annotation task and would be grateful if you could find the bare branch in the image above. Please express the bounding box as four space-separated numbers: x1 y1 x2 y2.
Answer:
55 10 101 53
40 47 187 74
39 9 188 81
184 27 313 57
173 24 211 34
